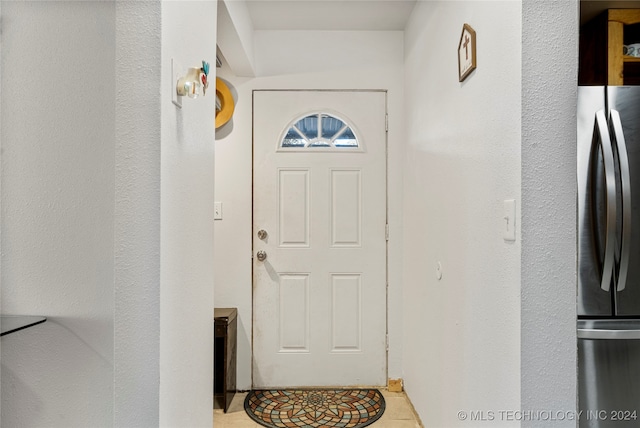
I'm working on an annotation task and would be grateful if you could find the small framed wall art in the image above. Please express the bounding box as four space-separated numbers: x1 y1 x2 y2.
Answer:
458 23 477 82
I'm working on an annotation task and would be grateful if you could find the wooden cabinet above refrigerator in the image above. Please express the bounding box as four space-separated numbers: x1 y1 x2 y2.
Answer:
580 9 640 85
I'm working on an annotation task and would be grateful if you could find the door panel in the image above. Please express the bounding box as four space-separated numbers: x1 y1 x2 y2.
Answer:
578 87 613 317
278 169 310 247
609 86 640 316
252 91 387 388
330 169 361 247
279 274 309 351
578 320 640 427
331 273 362 351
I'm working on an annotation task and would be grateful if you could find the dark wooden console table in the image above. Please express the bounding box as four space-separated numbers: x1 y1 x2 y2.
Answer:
214 308 237 413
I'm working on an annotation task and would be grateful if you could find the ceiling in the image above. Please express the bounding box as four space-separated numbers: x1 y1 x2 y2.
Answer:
242 0 640 31
245 0 417 31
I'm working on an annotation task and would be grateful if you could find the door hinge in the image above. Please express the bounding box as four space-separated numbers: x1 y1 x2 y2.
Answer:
385 114 389 132
385 333 389 351
385 223 389 241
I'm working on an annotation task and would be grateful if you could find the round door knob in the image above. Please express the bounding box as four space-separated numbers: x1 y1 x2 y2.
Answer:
256 250 267 262
257 229 268 240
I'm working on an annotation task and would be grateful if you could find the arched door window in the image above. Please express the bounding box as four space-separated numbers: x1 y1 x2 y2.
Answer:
280 113 361 151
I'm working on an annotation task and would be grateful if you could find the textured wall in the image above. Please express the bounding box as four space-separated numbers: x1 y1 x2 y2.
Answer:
114 1 161 426
160 2 217 427
1 2 116 426
2 1 215 426
214 30 405 390
521 1 578 426
402 2 522 426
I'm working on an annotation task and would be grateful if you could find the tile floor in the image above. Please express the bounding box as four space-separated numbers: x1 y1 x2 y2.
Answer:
213 389 423 428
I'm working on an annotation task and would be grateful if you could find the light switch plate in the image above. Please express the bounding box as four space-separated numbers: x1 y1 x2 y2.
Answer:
214 202 222 220
503 199 516 242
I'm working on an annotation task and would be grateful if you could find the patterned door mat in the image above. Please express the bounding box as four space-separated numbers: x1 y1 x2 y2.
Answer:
244 389 386 428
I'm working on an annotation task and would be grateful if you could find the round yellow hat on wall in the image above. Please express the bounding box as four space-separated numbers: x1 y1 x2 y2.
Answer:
215 78 235 129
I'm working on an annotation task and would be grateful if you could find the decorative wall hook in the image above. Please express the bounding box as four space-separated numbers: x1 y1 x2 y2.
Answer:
201 60 210 94
176 60 210 99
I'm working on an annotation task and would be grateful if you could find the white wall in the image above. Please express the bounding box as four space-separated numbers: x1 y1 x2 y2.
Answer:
1 2 116 426
218 0 256 77
521 2 578 426
402 2 522 426
2 2 218 426
114 1 161 426
214 30 405 390
160 2 217 427
216 11 578 424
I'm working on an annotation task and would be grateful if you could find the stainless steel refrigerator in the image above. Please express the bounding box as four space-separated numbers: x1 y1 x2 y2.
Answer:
578 86 640 427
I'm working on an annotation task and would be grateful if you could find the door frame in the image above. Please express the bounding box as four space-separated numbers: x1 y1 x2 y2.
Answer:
250 89 390 387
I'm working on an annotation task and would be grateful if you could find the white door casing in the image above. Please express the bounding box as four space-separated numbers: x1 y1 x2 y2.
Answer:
252 90 387 388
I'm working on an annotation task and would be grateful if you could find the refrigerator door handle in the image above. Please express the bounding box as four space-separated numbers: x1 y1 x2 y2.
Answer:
610 109 631 292
578 328 640 340
593 110 617 292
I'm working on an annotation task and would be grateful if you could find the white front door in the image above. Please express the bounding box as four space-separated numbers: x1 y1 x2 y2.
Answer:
252 90 387 388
